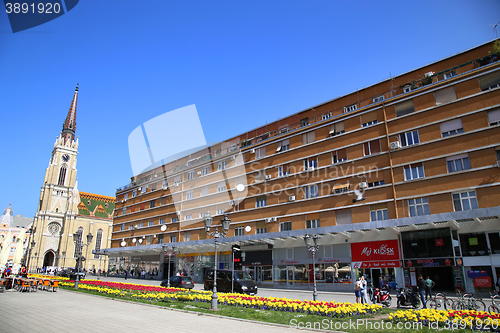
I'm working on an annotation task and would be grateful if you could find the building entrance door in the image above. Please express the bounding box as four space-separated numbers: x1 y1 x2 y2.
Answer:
255 266 262 284
287 266 294 286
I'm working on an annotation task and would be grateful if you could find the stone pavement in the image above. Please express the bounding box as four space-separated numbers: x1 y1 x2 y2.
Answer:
0 288 319 333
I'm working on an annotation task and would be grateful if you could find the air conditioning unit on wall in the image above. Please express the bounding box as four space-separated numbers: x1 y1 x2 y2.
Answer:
289 196 295 202
390 141 401 150
265 175 272 180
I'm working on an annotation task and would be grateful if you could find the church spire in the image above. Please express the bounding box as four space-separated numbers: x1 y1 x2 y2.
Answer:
61 84 79 143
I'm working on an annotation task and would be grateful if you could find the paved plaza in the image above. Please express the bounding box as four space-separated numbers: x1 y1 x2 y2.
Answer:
0 287 329 333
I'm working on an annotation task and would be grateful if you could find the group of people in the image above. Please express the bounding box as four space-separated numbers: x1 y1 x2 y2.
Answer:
1 265 28 279
418 275 435 308
354 275 369 303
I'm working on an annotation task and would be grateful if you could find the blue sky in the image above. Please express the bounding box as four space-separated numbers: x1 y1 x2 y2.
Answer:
1 0 499 219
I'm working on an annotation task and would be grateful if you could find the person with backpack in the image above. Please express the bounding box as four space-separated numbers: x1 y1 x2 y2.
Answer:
354 277 361 303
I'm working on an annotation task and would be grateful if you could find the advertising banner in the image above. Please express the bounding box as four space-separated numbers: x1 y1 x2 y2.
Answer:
351 240 400 262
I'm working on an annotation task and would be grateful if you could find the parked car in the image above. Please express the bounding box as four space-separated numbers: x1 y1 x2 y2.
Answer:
58 267 85 280
160 276 194 289
204 269 257 295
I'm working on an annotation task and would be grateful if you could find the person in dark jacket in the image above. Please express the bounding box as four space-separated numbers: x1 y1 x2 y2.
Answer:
418 275 427 308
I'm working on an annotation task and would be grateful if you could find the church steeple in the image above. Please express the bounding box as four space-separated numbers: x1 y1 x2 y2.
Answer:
61 84 79 143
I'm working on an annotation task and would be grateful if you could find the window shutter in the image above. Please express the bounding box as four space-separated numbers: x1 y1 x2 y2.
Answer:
336 209 352 225
440 119 463 133
487 108 500 124
395 100 415 117
480 71 500 91
435 87 457 105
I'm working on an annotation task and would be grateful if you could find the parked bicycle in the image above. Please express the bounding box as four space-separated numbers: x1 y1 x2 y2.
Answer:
488 292 500 313
452 292 486 311
428 292 453 310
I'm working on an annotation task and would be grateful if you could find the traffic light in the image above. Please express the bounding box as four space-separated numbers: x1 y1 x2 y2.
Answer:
232 244 242 270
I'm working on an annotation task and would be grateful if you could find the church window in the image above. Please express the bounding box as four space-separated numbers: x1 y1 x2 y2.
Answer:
73 227 84 257
94 229 103 258
58 164 67 186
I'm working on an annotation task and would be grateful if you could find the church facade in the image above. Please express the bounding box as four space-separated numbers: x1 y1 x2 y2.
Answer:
30 85 115 274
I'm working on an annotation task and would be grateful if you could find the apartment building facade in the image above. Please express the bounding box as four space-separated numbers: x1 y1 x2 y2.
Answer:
108 41 500 293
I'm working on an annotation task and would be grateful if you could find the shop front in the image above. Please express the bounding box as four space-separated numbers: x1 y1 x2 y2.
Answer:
241 250 273 286
174 251 232 283
350 239 402 289
403 258 463 292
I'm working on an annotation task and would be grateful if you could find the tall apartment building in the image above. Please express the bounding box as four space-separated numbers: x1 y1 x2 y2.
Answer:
109 40 500 293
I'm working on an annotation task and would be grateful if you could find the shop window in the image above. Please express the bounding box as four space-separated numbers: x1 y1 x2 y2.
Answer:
488 233 500 254
459 233 488 256
400 130 420 147
452 191 478 211
404 163 425 181
408 197 430 217
401 228 453 259
447 154 471 173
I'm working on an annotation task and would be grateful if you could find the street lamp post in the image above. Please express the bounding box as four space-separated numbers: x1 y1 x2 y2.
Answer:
73 231 93 289
304 234 320 301
166 245 175 288
27 240 36 272
204 214 230 311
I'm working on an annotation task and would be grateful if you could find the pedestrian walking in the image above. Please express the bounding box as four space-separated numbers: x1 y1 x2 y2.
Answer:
425 276 435 300
354 278 361 303
418 275 427 308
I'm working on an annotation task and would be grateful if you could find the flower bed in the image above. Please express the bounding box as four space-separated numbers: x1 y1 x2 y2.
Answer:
58 279 381 318
388 308 500 331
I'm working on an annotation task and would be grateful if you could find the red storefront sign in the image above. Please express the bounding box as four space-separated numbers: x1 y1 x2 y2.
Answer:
474 276 492 288
351 240 400 262
352 260 400 269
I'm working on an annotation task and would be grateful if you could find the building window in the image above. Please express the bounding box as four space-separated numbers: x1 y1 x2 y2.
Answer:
184 215 192 220
131 205 135 213
161 197 167 205
329 122 345 136
373 95 384 103
218 160 226 171
158 235 164 244
132 190 137 197
344 103 357 113
256 147 266 159
172 217 178 223
334 184 350 194
363 140 381 156
122 208 126 215
395 100 415 117
256 195 267 208
129 225 133 230
201 166 210 176
280 222 292 232
170 235 177 243
322 112 332 120
447 154 471 173
435 86 457 105
404 163 425 180
216 208 225 215
184 231 191 241
487 109 500 126
217 182 226 193
174 176 181 186
199 212 210 218
159 218 165 224
440 119 464 137
306 219 320 228
305 185 319 199
186 191 193 200
138 222 143 228
408 197 430 217
277 139 289 152
400 130 420 147
141 187 146 195
124 193 128 200
57 164 67 186
148 221 154 227
150 200 155 208
257 228 266 234
453 191 478 211
140 202 145 210
302 131 316 145
120 224 125 231
362 120 378 127
403 85 412 93
370 205 389 221
234 227 244 236
332 149 347 164
278 164 290 177
187 171 194 180
368 180 385 187
300 117 309 127
303 157 318 171
479 71 500 91
200 186 209 196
